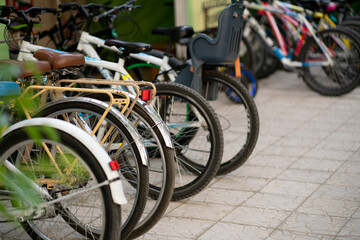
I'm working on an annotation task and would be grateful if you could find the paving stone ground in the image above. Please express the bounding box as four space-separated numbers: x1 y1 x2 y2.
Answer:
142 70 360 239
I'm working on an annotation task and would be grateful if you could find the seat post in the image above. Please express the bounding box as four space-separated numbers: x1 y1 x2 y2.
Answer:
165 39 174 56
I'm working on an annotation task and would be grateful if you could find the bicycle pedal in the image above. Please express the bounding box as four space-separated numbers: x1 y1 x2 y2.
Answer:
297 72 304 79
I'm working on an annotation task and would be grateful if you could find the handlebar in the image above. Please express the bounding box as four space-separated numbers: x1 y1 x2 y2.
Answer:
59 2 112 12
85 3 113 11
0 5 18 17
58 2 114 20
58 2 79 12
93 1 141 22
0 17 10 26
25 7 57 18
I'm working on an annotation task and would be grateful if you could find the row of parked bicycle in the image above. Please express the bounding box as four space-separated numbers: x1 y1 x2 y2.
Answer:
0 0 358 239
0 1 258 239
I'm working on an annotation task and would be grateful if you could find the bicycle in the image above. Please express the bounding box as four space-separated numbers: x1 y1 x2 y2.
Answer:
32 48 175 238
242 0 360 96
241 0 360 79
0 81 125 240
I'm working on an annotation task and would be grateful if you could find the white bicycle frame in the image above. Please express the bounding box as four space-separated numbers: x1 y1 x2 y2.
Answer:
77 31 179 82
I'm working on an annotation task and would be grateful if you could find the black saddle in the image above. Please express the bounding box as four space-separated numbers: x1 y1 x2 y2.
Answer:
104 39 152 54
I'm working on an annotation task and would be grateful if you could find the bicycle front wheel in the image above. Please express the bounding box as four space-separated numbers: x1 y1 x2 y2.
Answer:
202 70 260 175
0 119 122 240
299 27 360 96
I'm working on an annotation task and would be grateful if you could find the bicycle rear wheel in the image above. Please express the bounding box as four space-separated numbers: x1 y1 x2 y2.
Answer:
34 97 149 240
153 82 223 200
299 27 360 96
80 92 176 239
0 119 122 240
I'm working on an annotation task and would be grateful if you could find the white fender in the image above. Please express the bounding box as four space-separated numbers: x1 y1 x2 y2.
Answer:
1 118 128 205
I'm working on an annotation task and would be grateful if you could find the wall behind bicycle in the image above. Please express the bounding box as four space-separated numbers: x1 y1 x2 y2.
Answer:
184 0 228 32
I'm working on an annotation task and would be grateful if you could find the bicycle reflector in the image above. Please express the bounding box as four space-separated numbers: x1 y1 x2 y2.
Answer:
109 160 120 170
141 89 153 101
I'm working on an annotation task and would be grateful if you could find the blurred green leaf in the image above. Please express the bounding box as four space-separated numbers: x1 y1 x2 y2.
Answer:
0 167 42 220
24 125 60 145
0 64 20 81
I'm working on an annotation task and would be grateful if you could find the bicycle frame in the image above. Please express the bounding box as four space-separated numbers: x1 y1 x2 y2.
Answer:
77 31 179 82
274 0 337 30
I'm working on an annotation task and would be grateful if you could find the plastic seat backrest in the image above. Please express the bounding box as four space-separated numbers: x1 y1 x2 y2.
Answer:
188 0 245 93
189 2 244 64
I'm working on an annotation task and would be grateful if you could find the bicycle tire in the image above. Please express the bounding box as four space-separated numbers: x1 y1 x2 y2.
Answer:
244 26 279 79
79 92 176 239
33 97 149 240
124 102 175 239
299 27 360 96
201 70 260 175
153 82 224 200
339 20 360 37
0 119 122 240
344 16 360 22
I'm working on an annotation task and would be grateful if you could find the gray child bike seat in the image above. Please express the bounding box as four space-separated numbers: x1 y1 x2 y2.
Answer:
188 0 245 93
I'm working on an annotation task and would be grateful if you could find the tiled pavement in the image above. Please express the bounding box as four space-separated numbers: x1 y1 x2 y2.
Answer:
142 70 360 239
